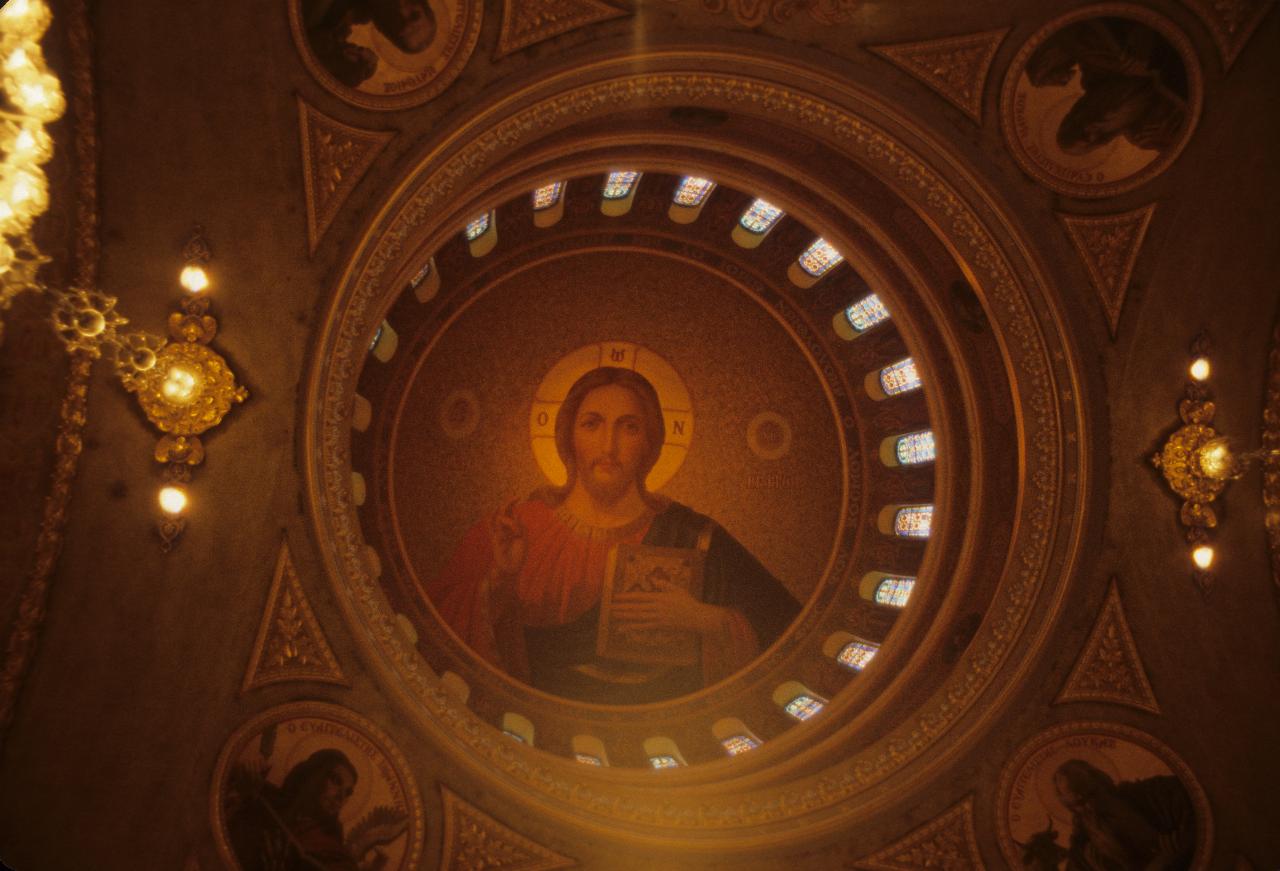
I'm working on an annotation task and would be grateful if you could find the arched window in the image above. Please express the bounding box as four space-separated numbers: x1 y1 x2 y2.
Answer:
643 736 686 769
857 571 916 607
669 175 715 224
673 175 715 207
408 256 439 302
733 197 784 248
711 717 762 756
571 734 609 766
350 471 365 506
837 639 879 671
797 238 843 278
739 198 783 233
532 181 564 210
844 293 890 333
866 357 922 399
601 171 641 216
602 171 640 199
879 430 936 466
880 357 921 395
369 319 397 362
532 181 566 228
501 712 534 745
877 504 933 538
773 681 826 721
464 212 490 241
464 211 497 256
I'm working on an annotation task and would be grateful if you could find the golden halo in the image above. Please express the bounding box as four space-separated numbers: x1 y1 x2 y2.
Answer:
530 341 692 491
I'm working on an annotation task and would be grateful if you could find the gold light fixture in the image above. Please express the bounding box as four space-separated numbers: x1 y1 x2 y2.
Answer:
0 0 64 333
129 228 247 550
1152 332 1279 594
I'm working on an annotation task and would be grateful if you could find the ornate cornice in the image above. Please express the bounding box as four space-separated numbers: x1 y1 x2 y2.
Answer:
304 57 1084 842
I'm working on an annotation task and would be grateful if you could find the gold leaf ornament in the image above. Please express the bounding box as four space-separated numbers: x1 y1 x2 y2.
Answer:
129 341 247 436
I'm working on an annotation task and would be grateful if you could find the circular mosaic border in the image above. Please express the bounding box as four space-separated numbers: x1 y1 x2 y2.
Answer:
305 56 1085 839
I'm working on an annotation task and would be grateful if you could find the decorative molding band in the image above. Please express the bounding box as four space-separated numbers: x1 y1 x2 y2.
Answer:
869 29 1009 122
1264 317 1280 588
675 0 860 25
241 538 347 692
1059 205 1156 339
1055 578 1160 713
440 786 576 870
1182 0 1276 70
496 0 628 58
851 797 984 870
0 0 97 747
298 97 394 255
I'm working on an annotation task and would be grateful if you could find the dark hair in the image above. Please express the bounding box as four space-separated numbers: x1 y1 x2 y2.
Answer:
1054 759 1115 800
279 748 358 804
551 367 666 506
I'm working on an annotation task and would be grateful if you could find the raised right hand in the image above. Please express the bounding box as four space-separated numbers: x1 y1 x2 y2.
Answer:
487 498 527 577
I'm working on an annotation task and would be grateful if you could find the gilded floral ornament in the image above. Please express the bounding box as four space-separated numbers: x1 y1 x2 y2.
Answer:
49 285 126 356
1151 401 1224 528
129 338 246 436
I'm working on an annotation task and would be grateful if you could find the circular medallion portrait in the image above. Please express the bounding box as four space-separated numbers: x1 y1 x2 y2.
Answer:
1001 5 1201 198
289 0 482 110
377 241 858 708
998 722 1211 870
212 702 425 871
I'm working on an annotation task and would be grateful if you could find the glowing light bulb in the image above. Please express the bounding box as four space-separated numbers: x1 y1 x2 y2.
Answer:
1191 546 1214 570
159 486 188 516
1198 439 1233 479
12 73 65 121
4 47 34 74
11 125 53 163
179 264 209 293
1189 357 1210 381
161 365 201 404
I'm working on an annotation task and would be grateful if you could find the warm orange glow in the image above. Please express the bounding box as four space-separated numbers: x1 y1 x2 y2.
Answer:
161 365 201 404
179 264 209 293
1189 357 1210 381
1191 545 1214 570
1197 439 1233 479
158 486 188 515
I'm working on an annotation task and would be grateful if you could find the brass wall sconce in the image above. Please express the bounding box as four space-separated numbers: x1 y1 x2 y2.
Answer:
1152 332 1277 593
126 229 247 550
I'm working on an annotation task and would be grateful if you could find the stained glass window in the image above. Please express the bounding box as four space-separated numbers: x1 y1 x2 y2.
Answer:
503 730 526 743
464 212 490 241
575 753 603 766
739 198 784 234
673 176 715 207
895 430 936 465
845 293 890 332
649 755 681 769
879 357 922 396
721 734 759 756
602 171 640 199
532 181 564 210
874 576 915 607
798 238 844 278
409 259 432 288
784 693 825 721
837 639 879 671
369 324 383 353
894 505 933 538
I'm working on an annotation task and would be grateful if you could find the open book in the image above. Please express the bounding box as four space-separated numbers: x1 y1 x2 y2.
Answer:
596 542 705 667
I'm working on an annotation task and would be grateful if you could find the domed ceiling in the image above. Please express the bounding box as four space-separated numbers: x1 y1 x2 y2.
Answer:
305 51 1086 846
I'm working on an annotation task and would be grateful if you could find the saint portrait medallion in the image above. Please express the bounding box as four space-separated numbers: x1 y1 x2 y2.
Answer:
1000 5 1202 198
998 722 1212 869
289 0 482 110
211 702 425 871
